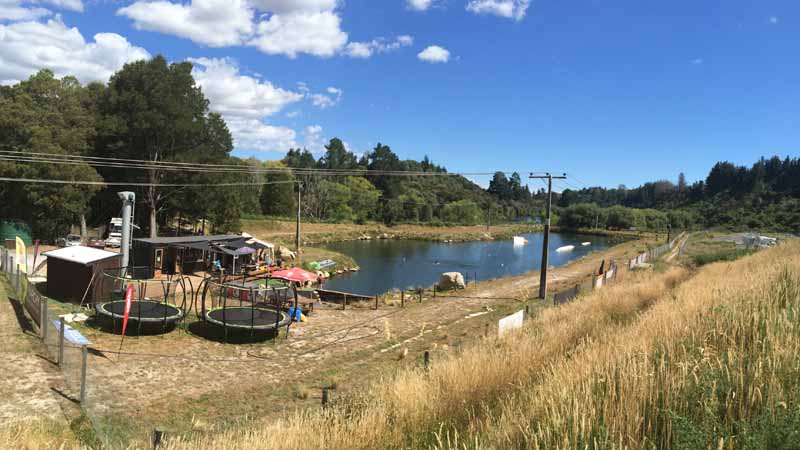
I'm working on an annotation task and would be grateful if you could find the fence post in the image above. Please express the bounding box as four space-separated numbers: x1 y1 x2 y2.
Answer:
343 294 347 310
418 288 422 304
15 263 20 295
152 428 164 450
423 350 430 369
433 284 437 298
322 388 329 407
79 345 88 404
41 296 48 341
58 317 65 366
374 295 378 310
401 291 404 308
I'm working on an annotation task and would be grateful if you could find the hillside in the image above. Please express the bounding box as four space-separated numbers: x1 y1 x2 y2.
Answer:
9 238 795 449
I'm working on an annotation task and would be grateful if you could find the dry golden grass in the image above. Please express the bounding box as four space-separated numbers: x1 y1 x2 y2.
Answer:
9 242 799 450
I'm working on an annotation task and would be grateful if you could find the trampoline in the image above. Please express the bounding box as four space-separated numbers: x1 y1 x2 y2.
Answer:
95 300 184 334
205 307 288 331
94 266 191 335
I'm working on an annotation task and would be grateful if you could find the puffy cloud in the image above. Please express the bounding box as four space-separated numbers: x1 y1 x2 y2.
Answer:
249 0 336 13
0 0 50 21
227 117 298 152
190 57 302 118
0 17 150 84
40 0 82 12
189 57 304 152
417 45 450 63
406 0 433 11
769 16 778 24
345 34 413 58
249 10 347 58
303 124 324 153
118 0 253 47
466 0 530 20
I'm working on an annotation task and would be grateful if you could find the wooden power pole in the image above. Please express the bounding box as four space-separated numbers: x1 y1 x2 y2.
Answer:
530 172 567 299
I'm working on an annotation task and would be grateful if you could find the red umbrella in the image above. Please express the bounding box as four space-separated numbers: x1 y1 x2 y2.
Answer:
271 268 320 284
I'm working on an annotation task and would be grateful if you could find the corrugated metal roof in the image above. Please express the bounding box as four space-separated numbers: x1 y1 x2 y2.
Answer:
42 246 121 265
134 235 242 245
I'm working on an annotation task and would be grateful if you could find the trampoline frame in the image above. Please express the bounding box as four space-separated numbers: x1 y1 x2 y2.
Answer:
197 274 301 342
95 266 192 335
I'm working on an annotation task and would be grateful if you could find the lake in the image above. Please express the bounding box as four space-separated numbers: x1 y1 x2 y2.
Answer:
322 232 613 296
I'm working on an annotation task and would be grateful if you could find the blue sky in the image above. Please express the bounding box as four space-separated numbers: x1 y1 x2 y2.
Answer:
1 0 797 189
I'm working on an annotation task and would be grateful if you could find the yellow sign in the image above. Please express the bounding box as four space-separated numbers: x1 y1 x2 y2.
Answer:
15 236 26 273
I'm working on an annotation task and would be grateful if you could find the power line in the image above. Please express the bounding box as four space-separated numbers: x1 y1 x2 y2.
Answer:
0 150 510 178
0 176 298 188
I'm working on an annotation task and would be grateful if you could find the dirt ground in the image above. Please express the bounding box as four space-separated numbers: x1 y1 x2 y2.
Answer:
9 232 660 447
0 281 69 427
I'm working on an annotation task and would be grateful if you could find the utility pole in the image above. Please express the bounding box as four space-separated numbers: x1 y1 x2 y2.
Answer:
530 172 567 299
295 182 301 253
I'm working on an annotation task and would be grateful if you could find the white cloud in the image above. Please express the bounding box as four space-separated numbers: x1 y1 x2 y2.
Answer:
250 10 347 58
190 57 302 118
248 0 336 13
303 124 324 153
406 0 432 11
38 0 82 12
466 0 530 20
286 110 300 118
118 0 254 47
0 0 51 21
417 45 450 63
228 117 298 152
769 16 779 24
345 34 413 58
189 57 304 152
692 58 703 65
0 17 150 84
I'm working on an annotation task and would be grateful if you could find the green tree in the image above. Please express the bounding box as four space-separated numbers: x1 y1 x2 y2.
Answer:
343 176 379 223
95 55 233 237
260 161 296 217
318 138 358 171
0 70 102 241
441 200 481 225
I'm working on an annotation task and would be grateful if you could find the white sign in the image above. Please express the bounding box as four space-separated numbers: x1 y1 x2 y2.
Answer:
52 320 91 346
498 310 524 337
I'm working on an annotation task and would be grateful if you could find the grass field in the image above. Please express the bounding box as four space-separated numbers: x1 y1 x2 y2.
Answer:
7 234 798 449
144 239 800 450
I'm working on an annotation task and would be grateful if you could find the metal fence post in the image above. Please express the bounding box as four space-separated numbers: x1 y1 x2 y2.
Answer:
80 345 88 404
58 317 65 366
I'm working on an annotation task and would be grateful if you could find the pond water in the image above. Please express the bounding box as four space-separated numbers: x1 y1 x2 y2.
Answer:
322 232 614 296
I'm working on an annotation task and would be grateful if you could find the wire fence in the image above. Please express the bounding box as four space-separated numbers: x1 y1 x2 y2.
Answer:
0 246 99 433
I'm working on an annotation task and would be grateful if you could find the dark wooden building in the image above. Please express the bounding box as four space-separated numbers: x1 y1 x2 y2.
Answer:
42 246 122 303
132 235 243 278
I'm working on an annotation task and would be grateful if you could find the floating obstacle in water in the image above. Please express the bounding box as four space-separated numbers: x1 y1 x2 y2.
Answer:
581 242 591 246
512 236 529 246
556 245 575 253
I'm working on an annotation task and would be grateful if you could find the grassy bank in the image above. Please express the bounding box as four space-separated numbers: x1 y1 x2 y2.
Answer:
241 217 546 245
143 240 798 450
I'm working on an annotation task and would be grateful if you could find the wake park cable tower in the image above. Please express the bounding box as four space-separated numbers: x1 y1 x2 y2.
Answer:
118 191 135 270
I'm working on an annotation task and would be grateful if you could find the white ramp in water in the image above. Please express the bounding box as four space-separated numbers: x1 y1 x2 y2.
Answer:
556 245 575 252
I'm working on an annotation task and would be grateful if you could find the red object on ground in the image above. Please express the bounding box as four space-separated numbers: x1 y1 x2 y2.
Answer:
271 268 320 284
121 283 134 336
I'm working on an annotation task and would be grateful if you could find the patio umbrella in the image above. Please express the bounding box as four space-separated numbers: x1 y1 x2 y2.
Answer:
271 268 320 284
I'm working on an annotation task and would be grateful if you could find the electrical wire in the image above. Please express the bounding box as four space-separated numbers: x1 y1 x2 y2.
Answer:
0 176 298 188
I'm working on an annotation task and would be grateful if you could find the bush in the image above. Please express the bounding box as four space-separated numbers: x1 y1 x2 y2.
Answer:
693 248 755 266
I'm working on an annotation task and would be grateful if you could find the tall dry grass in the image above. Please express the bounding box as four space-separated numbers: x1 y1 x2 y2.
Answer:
10 242 799 449
149 265 689 450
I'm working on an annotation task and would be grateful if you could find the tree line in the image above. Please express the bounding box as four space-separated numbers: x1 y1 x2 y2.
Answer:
555 156 800 233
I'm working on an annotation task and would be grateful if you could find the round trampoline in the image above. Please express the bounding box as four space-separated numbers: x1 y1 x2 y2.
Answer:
95 300 184 334
205 307 288 331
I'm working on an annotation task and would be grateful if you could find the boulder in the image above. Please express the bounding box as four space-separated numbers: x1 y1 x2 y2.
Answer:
438 272 465 290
